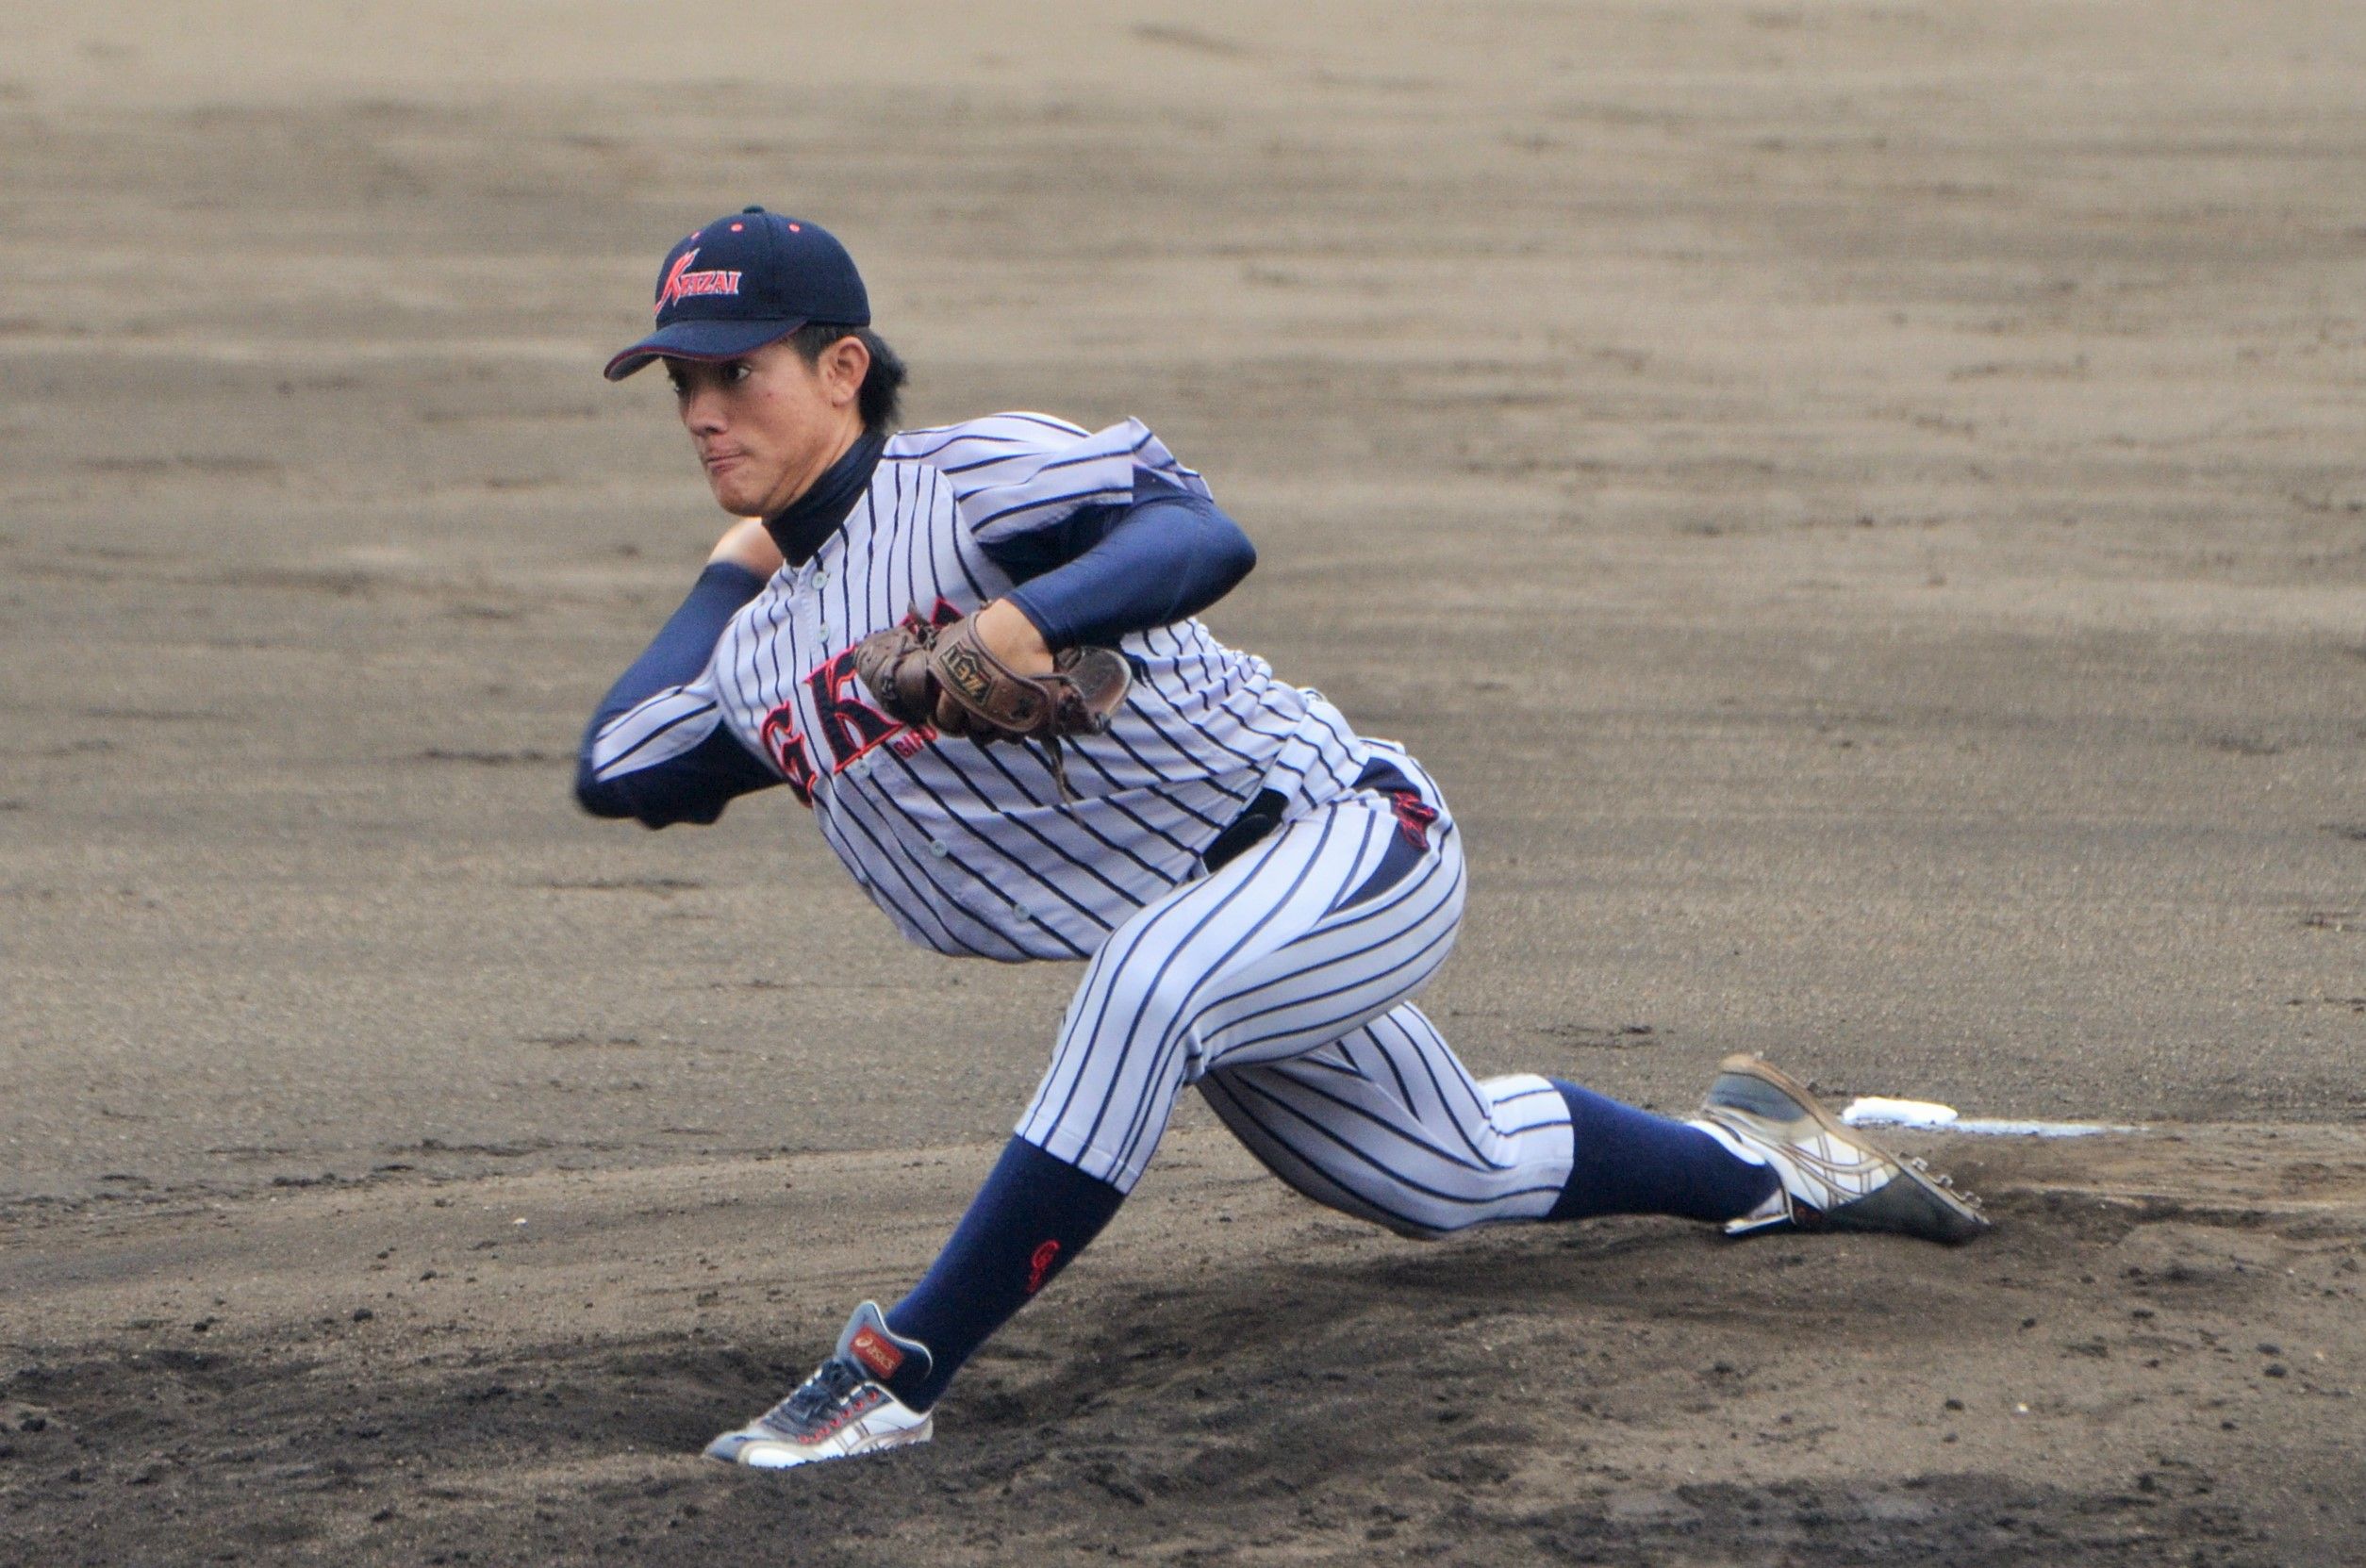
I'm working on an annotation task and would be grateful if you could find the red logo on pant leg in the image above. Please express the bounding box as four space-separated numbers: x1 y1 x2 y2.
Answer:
848 1324 904 1380
1024 1240 1061 1295
1388 790 1438 850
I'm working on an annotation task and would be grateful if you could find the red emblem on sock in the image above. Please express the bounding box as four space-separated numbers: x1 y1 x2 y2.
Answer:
1025 1240 1061 1296
849 1324 904 1379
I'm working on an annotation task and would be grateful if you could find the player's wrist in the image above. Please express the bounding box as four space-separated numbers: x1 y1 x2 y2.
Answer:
975 598 1057 674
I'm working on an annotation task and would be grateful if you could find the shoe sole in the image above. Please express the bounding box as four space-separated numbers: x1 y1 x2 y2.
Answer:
1707 1054 1991 1246
709 1414 935 1470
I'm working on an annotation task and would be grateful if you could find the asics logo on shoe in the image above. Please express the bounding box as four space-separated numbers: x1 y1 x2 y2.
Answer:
849 1324 904 1379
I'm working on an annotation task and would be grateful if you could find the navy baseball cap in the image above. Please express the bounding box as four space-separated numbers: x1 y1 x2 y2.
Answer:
604 206 869 381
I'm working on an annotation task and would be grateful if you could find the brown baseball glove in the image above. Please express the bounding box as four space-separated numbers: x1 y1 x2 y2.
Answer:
853 607 1131 798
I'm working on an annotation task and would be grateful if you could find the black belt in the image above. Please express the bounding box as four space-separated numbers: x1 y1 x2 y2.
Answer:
1198 758 1424 876
1200 789 1287 875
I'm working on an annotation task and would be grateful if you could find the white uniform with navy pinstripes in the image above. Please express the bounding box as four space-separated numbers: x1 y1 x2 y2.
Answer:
587 414 1577 1236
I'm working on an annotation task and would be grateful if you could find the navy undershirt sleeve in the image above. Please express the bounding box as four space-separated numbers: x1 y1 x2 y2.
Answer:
987 482 1257 649
574 561 779 827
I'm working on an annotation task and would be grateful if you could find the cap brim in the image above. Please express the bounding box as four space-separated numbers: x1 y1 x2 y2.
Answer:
603 317 806 381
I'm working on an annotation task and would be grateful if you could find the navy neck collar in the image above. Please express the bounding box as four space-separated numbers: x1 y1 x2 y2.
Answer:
762 427 886 568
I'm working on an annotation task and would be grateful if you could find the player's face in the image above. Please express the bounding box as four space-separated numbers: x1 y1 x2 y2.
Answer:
666 336 867 519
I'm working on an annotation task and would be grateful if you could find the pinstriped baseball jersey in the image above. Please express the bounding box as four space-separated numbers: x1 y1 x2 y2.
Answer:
586 413 1370 961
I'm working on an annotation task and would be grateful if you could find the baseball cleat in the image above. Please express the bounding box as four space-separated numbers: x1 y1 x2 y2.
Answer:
703 1302 935 1469
1692 1054 1990 1245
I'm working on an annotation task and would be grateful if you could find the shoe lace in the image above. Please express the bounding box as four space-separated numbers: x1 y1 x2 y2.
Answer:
765 1356 868 1434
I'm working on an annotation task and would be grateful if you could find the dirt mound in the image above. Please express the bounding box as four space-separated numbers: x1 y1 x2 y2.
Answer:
4 1128 2360 1565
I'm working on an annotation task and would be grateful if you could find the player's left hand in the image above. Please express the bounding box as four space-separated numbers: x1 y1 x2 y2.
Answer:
853 602 1130 784
915 601 1059 736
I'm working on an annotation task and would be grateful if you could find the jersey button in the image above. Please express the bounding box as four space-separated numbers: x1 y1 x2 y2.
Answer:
928 839 950 857
1010 901 1031 921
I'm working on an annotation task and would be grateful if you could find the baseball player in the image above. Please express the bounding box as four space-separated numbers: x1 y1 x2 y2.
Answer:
578 206 1988 1470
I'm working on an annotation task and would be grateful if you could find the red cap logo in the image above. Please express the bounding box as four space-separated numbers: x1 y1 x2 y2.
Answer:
654 247 745 318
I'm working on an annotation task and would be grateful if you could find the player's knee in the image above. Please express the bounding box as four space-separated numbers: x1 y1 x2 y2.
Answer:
1065 964 1210 1079
574 761 636 819
1119 972 1213 1058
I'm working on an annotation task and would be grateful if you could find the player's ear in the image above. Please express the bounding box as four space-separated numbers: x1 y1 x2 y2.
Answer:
819 333 870 407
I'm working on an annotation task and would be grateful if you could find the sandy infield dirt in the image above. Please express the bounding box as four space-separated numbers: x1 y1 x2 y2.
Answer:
3 2 2362 1563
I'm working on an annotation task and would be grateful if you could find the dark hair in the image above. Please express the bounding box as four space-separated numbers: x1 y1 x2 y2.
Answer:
787 322 906 434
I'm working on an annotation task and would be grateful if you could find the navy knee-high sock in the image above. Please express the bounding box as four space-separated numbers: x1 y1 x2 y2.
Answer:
1546 1080 1779 1223
880 1137 1124 1411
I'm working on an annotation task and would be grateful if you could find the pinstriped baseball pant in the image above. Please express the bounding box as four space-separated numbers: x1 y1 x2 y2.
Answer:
1017 755 1578 1238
